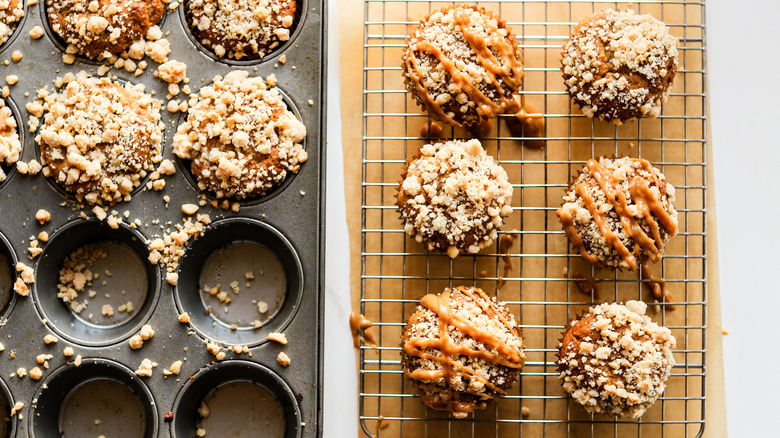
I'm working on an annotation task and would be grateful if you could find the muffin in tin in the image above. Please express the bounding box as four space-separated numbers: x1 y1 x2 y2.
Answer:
0 99 21 182
37 73 164 205
184 0 297 60
558 300 676 418
0 0 24 47
396 139 513 258
47 0 164 59
561 9 678 124
402 286 525 418
402 5 523 130
555 156 678 271
173 70 307 200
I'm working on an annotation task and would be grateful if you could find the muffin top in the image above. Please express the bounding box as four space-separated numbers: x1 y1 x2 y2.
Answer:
558 300 676 418
397 139 513 258
0 100 21 182
47 0 164 59
402 286 525 418
0 0 24 46
173 70 307 200
37 72 164 205
556 156 678 271
561 9 678 123
185 0 296 60
402 5 523 128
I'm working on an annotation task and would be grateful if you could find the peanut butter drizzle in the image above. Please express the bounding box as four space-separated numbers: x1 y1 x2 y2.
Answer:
403 287 524 415
571 271 599 298
405 6 523 127
640 264 676 310
349 312 377 349
558 159 677 270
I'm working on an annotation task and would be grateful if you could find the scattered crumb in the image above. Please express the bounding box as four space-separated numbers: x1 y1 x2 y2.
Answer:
10 401 23 416
44 334 58 344
178 312 190 323
276 352 290 367
129 334 144 350
268 332 287 345
139 324 155 340
5 75 17 85
35 209 51 224
29 367 42 380
101 304 114 317
74 355 82 366
11 50 21 62
521 406 530 417
63 347 74 357
16 367 25 378
135 358 156 377
29 26 44 39
38 231 49 242
181 203 199 215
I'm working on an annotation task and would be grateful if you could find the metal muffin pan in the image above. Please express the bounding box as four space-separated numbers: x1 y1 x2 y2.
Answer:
0 0 325 436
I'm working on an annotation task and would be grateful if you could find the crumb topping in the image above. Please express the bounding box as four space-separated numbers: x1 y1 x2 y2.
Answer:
556 156 678 270
185 0 296 60
0 98 21 182
397 139 512 257
147 214 212 285
561 9 678 122
558 301 676 418
402 5 523 127
173 70 307 199
0 0 24 46
37 72 164 205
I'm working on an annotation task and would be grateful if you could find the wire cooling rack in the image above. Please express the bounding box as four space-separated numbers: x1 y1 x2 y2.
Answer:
359 1 707 437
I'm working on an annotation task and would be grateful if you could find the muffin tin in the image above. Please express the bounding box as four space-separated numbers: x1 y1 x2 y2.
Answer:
0 0 325 436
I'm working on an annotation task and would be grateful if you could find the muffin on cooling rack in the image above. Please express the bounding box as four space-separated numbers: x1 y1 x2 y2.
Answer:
402 5 524 130
185 0 297 60
0 99 21 182
173 70 307 200
0 0 24 47
37 73 164 205
402 286 525 418
396 139 513 258
555 156 678 271
47 0 164 58
558 300 675 418
561 9 678 124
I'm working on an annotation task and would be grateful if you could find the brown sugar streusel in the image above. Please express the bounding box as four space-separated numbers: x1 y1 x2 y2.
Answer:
0 0 23 46
402 5 523 129
561 9 679 124
402 286 525 418
47 0 164 59
0 98 21 182
396 139 513 258
37 72 164 205
185 0 296 60
558 300 675 418
556 156 677 271
173 70 307 200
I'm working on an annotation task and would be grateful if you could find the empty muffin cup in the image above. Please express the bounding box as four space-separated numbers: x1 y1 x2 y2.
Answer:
0 231 17 319
0 376 15 437
30 357 157 438
33 219 161 346
175 217 303 346
171 360 301 438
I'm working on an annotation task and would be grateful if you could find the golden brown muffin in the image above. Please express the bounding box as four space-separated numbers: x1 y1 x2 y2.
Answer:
558 301 675 418
184 0 297 60
173 70 307 200
37 73 164 205
396 139 513 258
402 5 523 129
0 0 24 46
561 9 678 124
556 156 678 271
0 99 21 182
47 0 164 59
402 286 525 418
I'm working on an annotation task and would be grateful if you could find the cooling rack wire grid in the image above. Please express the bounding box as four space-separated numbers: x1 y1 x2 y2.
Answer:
359 1 707 437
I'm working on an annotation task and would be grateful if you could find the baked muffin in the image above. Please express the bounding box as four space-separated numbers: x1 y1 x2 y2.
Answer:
47 0 164 59
558 300 675 418
37 73 164 205
402 286 525 418
397 139 512 258
561 9 678 123
402 5 523 129
0 0 23 46
0 99 21 182
556 156 677 271
185 0 297 60
173 70 307 200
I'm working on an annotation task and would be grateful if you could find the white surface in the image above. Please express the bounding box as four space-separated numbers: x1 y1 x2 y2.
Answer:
323 1 780 436
707 0 780 435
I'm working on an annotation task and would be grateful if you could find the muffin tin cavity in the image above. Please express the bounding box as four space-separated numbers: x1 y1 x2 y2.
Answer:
0 377 15 437
0 231 17 319
30 358 157 438
175 217 302 346
33 219 160 346
179 0 307 65
171 360 301 438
